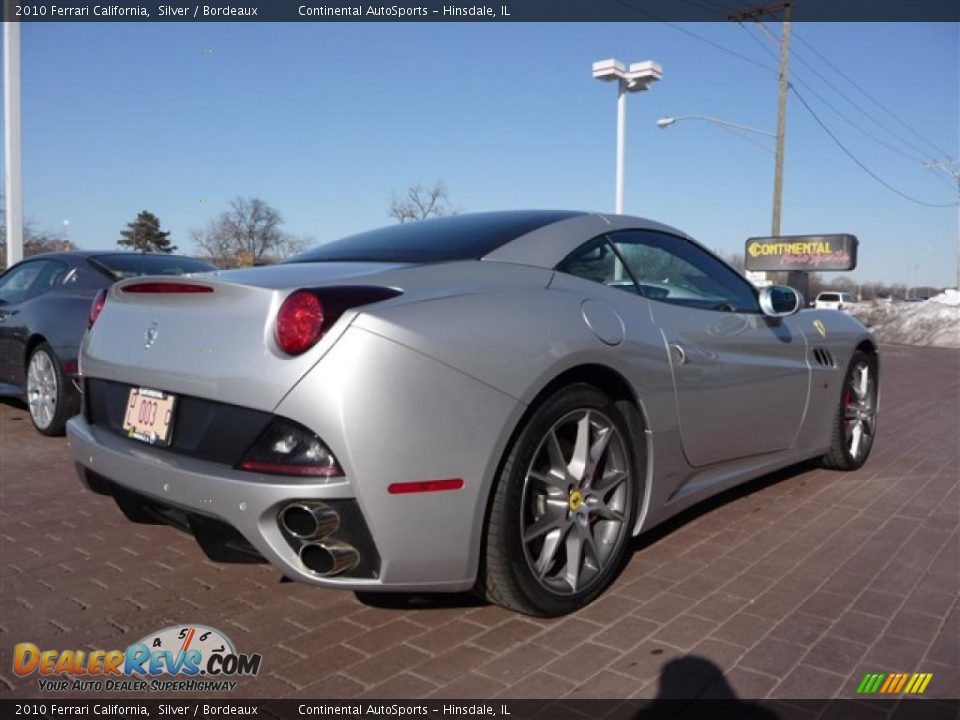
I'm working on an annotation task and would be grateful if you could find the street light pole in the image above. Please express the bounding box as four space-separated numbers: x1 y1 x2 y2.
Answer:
4 18 23 268
615 79 627 214
593 58 663 215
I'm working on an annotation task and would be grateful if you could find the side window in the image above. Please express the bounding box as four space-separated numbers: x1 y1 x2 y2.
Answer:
0 261 48 304
610 230 760 313
556 236 641 295
32 261 69 297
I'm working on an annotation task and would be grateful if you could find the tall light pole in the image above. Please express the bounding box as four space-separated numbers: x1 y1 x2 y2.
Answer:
4 18 23 268
592 58 662 214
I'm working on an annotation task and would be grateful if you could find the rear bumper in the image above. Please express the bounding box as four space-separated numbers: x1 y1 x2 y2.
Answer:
66 415 465 591
67 326 523 592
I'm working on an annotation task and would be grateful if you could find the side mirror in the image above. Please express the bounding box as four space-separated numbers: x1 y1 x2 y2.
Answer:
759 285 802 317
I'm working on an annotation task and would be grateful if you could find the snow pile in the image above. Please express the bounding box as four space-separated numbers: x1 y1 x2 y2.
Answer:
851 294 960 348
930 288 960 307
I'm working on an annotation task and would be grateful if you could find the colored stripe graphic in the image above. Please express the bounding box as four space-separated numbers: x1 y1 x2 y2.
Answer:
855 672 932 694
892 674 909 693
879 674 897 693
905 673 933 694
857 673 885 694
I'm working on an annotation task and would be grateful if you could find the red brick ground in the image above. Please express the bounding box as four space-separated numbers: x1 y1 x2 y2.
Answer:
1 345 957 700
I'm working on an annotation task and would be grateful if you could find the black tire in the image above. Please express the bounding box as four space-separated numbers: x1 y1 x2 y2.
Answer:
820 349 878 470
25 342 79 437
478 384 642 616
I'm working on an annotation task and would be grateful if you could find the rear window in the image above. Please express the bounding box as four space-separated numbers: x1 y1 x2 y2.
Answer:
288 211 582 264
818 293 840 302
90 254 215 279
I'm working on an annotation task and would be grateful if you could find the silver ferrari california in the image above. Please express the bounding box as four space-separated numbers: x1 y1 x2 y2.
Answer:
67 211 879 616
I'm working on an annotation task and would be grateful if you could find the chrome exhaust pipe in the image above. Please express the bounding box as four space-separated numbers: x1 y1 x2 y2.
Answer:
280 502 339 540
299 542 360 577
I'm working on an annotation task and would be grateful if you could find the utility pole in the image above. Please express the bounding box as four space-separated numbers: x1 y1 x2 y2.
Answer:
3 13 24 268
729 2 801 295
923 158 960 291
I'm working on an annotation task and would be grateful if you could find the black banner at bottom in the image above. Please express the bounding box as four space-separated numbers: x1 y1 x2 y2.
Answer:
3 699 959 720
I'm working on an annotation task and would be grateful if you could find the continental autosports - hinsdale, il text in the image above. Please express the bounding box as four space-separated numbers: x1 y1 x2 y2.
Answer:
298 5 499 17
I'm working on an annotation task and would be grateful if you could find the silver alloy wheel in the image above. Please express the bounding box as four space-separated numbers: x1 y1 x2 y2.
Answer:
844 361 876 460
520 409 631 595
27 350 58 430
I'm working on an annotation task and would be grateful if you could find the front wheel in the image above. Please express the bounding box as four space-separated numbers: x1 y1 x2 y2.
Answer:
479 384 641 616
821 350 878 470
26 343 78 436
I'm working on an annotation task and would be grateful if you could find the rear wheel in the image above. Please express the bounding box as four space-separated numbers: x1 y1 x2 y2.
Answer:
821 350 878 470
479 384 640 616
26 343 78 436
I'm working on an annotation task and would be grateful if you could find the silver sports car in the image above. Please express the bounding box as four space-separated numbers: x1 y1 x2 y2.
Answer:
67 211 878 616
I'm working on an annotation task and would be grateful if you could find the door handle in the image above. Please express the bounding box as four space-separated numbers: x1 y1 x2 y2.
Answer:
669 343 688 365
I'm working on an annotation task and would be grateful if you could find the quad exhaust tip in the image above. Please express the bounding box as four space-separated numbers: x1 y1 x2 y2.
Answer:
280 502 339 540
299 541 360 576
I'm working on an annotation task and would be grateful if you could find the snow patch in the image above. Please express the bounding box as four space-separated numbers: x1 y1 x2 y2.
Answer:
851 295 960 348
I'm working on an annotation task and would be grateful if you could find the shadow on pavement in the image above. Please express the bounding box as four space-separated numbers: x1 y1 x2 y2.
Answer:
635 655 781 718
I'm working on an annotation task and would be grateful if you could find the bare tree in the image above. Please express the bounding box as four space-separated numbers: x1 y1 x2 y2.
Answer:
0 196 77 265
388 181 454 223
191 197 307 268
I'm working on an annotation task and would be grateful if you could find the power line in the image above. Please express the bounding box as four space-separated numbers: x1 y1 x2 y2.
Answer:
757 23 939 162
740 22 933 165
791 84 957 208
792 30 953 160
614 0 779 76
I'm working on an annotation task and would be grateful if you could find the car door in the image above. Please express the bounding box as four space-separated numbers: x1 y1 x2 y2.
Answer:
608 229 810 467
0 259 66 387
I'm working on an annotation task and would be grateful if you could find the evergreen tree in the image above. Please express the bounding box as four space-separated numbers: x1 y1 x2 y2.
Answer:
118 211 176 253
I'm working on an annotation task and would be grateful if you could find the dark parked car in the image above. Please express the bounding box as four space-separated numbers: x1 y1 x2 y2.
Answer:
0 251 215 435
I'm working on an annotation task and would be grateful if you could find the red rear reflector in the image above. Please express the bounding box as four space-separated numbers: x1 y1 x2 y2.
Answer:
388 479 465 494
122 283 213 293
239 460 341 477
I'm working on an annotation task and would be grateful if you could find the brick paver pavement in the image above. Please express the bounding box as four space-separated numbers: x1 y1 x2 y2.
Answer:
1 345 957 701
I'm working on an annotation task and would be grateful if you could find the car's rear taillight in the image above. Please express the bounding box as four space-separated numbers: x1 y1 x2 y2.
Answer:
274 286 401 356
276 290 324 355
239 418 342 477
88 288 108 328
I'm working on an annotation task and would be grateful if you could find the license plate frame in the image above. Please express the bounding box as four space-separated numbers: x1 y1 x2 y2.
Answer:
122 387 177 447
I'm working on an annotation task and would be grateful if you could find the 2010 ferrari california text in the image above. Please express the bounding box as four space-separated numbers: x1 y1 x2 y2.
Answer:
67 211 879 615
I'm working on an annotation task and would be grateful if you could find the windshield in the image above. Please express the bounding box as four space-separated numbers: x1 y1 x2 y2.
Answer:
288 211 581 264
818 293 841 302
90 254 216 279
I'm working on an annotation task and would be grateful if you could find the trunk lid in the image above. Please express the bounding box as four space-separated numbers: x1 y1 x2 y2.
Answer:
81 263 402 411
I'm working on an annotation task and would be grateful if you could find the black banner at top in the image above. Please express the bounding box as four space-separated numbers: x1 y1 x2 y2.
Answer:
3 0 958 22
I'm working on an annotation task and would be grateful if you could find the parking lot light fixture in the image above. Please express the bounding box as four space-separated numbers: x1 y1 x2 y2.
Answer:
592 58 663 214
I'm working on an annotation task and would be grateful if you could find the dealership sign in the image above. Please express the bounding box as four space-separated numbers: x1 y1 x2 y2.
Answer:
745 234 858 272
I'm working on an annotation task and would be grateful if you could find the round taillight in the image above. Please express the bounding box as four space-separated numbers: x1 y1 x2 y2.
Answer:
88 288 108 328
276 290 324 355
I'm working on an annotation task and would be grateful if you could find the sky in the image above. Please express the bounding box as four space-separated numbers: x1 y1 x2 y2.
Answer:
1 21 958 286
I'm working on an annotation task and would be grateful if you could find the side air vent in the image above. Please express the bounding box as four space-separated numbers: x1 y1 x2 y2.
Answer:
811 347 836 368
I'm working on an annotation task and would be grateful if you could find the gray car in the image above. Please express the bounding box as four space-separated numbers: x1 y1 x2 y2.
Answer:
67 211 879 615
0 251 215 435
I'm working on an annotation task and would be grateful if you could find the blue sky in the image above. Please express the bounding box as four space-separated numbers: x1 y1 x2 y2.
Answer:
3 21 957 285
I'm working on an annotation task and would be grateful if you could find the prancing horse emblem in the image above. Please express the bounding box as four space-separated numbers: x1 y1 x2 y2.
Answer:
144 320 160 350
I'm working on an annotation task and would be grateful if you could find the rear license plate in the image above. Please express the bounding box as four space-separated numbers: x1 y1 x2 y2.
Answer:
122 387 177 447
